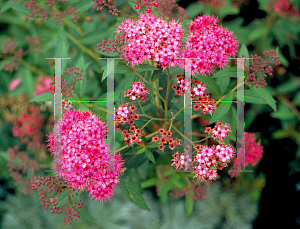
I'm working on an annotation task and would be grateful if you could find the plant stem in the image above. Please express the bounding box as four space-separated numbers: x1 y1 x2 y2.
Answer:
163 67 172 128
171 125 195 147
18 58 48 76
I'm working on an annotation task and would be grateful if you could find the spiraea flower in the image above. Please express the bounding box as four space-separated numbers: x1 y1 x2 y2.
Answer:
124 81 149 102
228 132 264 178
114 13 183 70
180 15 239 76
34 76 53 97
46 109 124 203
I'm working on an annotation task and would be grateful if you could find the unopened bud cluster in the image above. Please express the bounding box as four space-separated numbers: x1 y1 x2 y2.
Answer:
134 0 160 13
92 0 118 16
242 50 280 88
23 0 79 25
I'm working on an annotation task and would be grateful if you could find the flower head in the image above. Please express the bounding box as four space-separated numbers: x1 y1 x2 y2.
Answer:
46 109 123 203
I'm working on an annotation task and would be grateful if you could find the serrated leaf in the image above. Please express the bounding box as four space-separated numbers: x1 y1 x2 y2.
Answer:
129 168 143 195
118 178 150 211
123 151 148 169
244 90 267 104
212 67 238 78
56 190 69 208
29 92 54 102
145 149 155 163
159 73 175 111
209 93 233 124
251 86 277 111
78 206 97 225
238 43 250 66
197 74 221 97
185 190 194 217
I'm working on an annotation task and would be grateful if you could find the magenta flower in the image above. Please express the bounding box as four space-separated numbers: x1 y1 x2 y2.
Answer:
124 81 149 102
180 15 239 76
115 13 183 70
34 76 53 97
46 109 124 203
9 78 22 91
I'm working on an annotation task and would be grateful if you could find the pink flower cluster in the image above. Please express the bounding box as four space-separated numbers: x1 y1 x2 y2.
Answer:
23 0 79 24
228 132 264 178
205 122 232 142
124 81 149 102
180 15 239 76
115 104 144 146
172 75 216 115
134 0 159 13
34 76 53 97
46 109 124 203
171 122 235 181
268 0 299 17
115 13 183 70
12 104 44 147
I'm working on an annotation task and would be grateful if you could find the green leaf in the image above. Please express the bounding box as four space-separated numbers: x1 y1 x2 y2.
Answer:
118 177 151 211
21 68 34 99
293 91 300 106
134 64 158 72
157 180 175 204
250 86 277 111
7 2 30 15
197 74 222 97
0 2 12 14
216 76 230 95
124 146 143 155
270 103 295 120
129 168 143 195
276 76 300 94
248 25 269 43
159 73 175 111
272 129 288 139
78 206 97 225
275 47 289 67
29 92 54 102
101 59 121 82
72 1 95 14
145 149 155 163
147 141 160 149
209 92 233 124
185 190 194 217
238 43 250 66
123 151 148 169
137 148 146 155
81 30 110 46
56 190 69 208
244 90 267 104
151 69 162 82
169 176 185 190
185 2 204 18
212 67 238 78
141 177 158 189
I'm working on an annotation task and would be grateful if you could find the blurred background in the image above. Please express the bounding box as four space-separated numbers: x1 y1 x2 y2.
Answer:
0 0 299 228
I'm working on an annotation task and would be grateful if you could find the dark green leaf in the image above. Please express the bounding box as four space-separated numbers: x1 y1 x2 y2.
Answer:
123 151 148 169
216 76 230 95
78 206 97 225
29 92 54 102
185 190 194 217
209 92 233 124
275 47 289 67
74 57 89 99
134 64 158 72
7 2 30 15
118 177 150 211
71 1 95 15
238 43 250 66
212 67 238 78
145 149 155 163
169 176 185 190
185 2 204 18
250 86 277 111
125 146 143 155
129 168 143 195
56 190 69 208
244 90 267 104
137 148 146 155
157 180 175 204
151 69 162 82
147 141 160 149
